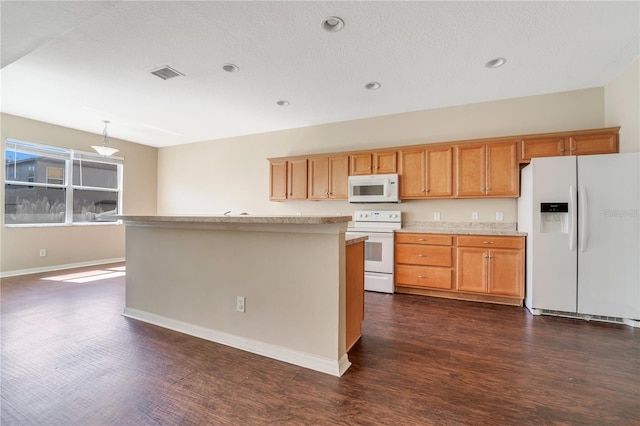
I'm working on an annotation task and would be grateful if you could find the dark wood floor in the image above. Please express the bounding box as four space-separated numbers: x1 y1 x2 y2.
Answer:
1 263 639 425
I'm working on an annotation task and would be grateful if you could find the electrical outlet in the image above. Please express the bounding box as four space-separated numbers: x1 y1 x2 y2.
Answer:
433 212 441 221
236 296 245 313
472 211 479 220
39 249 47 257
496 211 504 221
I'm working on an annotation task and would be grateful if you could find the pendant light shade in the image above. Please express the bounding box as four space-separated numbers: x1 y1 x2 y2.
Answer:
92 120 119 156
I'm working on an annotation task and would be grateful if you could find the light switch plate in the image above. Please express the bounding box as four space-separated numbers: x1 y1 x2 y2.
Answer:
496 211 504 221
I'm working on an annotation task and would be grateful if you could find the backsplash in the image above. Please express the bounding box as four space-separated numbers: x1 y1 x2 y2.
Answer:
402 221 517 231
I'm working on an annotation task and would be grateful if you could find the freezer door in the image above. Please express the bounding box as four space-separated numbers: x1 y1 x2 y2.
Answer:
577 153 640 319
526 156 578 312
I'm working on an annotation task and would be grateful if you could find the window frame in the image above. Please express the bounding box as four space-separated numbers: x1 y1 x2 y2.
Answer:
4 138 124 227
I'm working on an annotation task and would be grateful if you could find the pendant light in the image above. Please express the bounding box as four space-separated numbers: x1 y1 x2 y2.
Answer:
92 120 119 156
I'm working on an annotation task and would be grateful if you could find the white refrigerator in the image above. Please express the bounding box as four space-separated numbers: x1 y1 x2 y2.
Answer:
518 153 639 326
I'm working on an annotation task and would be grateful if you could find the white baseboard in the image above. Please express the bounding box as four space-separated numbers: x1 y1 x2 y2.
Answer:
123 308 351 377
1 258 126 278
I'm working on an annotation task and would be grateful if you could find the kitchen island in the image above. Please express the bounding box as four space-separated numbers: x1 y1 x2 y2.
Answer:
118 214 354 376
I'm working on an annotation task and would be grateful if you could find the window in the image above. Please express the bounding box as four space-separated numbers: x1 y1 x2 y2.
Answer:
4 139 123 226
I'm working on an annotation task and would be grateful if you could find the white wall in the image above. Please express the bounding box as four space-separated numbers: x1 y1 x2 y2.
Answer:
0 114 158 275
158 88 607 222
605 59 640 152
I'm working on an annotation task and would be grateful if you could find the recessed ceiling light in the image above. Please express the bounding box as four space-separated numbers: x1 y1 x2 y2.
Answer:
222 63 240 72
365 82 381 90
322 16 345 32
485 57 507 69
276 100 290 107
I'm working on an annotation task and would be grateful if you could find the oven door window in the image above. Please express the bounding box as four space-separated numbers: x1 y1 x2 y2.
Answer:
364 240 383 262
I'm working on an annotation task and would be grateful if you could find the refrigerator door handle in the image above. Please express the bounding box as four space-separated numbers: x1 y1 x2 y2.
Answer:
569 185 577 252
579 185 588 252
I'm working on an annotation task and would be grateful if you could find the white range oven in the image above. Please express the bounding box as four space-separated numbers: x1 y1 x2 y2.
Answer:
347 210 402 293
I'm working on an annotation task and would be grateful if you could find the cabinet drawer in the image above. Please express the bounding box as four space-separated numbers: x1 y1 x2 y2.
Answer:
396 265 452 289
396 245 452 267
395 233 452 246
457 235 524 249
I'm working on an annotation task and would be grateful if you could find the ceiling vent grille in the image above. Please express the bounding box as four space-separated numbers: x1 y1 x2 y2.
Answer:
150 66 184 80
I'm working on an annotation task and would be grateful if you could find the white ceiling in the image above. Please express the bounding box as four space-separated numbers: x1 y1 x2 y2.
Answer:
1 1 638 148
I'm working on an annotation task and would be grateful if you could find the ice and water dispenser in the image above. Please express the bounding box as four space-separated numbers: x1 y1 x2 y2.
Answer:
540 202 569 233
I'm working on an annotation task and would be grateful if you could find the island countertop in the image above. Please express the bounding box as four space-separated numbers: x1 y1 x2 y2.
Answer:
116 214 352 225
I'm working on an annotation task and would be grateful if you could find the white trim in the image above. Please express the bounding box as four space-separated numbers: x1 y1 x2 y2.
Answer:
122 308 351 377
0 257 125 278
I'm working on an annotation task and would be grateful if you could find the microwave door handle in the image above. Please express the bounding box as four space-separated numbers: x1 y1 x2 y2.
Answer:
384 179 390 198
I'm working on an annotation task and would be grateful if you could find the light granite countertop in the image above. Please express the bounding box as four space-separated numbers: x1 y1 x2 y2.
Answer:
398 221 526 236
345 234 368 246
116 215 352 225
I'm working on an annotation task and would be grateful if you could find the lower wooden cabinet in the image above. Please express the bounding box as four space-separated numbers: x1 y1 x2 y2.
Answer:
346 240 365 351
395 233 524 306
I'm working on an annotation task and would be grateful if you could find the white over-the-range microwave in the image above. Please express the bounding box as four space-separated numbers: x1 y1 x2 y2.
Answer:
347 173 400 203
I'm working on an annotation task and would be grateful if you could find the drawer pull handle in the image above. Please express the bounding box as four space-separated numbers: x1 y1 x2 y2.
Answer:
418 275 427 279
418 238 426 241
482 241 494 244
418 254 426 257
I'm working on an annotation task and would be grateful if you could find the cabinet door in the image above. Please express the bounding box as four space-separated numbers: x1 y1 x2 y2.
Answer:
287 158 308 200
308 157 329 199
398 149 426 198
426 146 453 197
269 160 287 201
374 151 397 174
520 137 566 161
486 142 518 197
568 133 618 156
349 154 372 175
487 249 523 297
329 156 349 199
456 247 488 293
455 144 486 197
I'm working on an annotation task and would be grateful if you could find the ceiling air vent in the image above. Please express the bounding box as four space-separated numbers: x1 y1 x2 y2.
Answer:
150 66 184 80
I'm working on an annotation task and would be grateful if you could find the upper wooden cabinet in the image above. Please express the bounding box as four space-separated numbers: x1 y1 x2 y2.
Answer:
567 132 618 156
398 146 453 199
269 160 287 201
309 156 348 200
269 127 619 201
456 141 518 198
349 151 397 175
520 128 618 162
287 159 308 200
269 159 307 201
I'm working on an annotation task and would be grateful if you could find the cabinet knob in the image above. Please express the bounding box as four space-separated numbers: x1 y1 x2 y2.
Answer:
422 188 426 192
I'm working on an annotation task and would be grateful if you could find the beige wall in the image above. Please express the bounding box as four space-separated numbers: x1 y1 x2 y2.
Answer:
1 113 158 275
605 59 640 153
157 88 607 222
